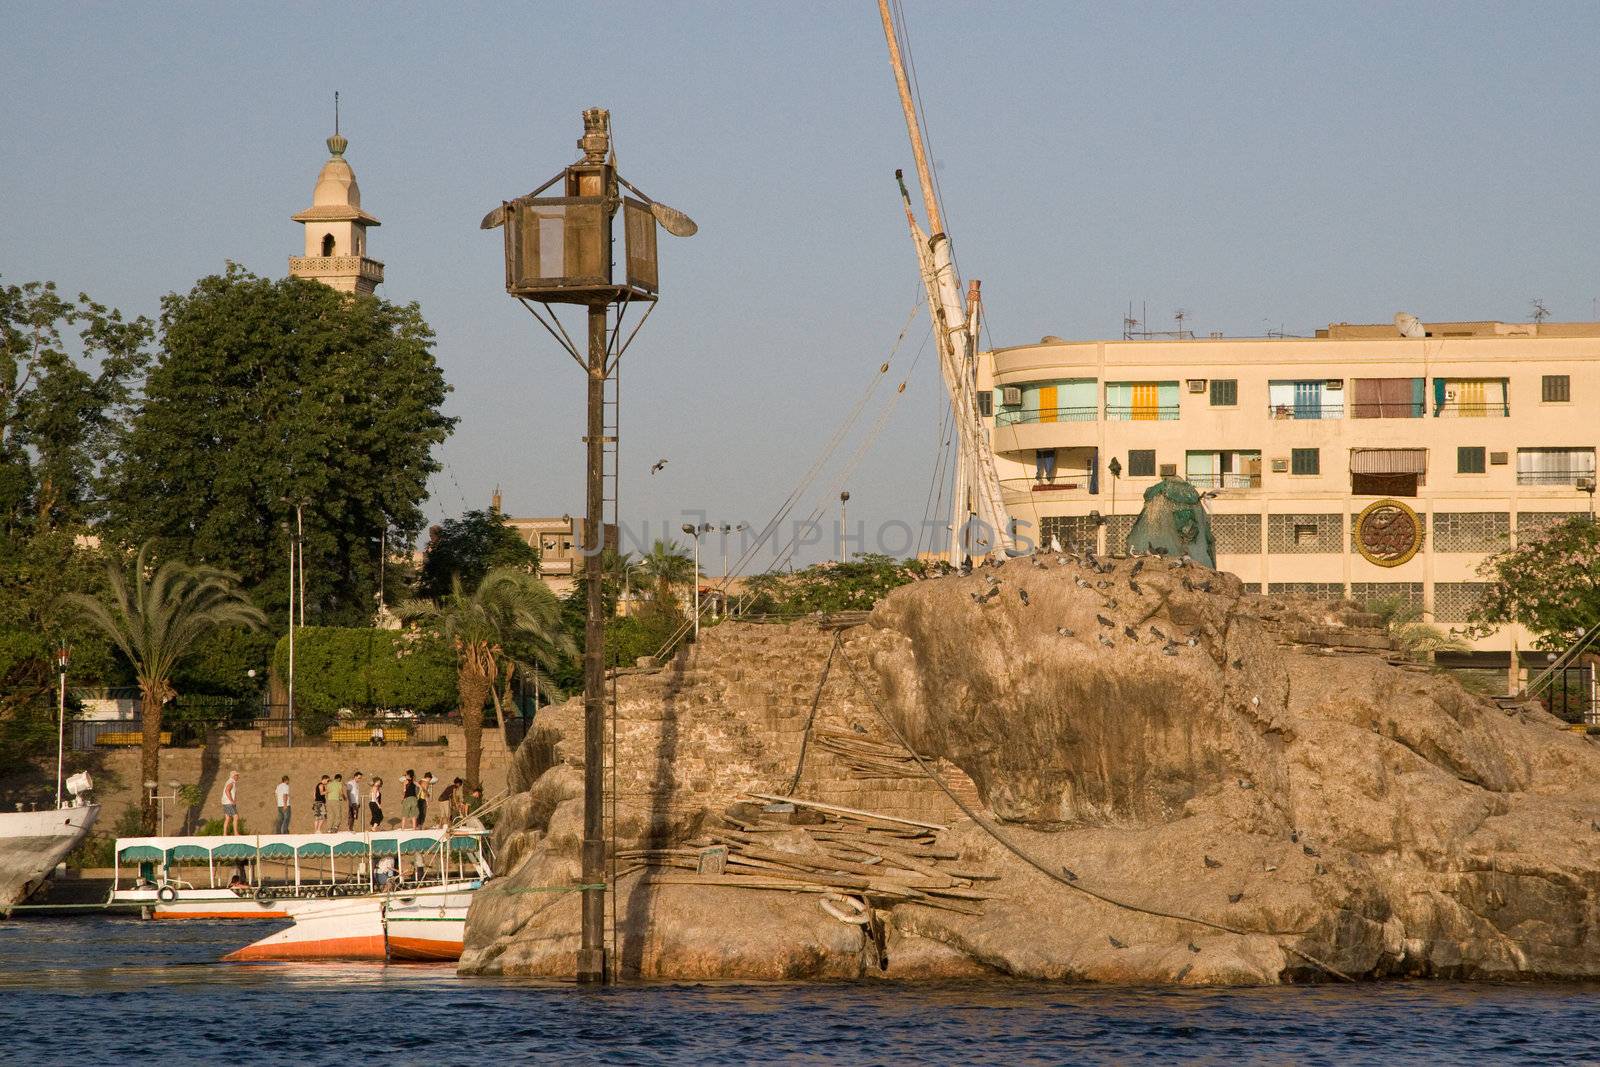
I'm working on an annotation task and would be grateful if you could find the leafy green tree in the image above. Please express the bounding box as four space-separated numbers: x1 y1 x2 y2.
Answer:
638 538 696 604
417 509 539 601
1 278 153 531
1468 517 1600 649
107 266 454 628
742 553 925 615
69 543 267 830
270 626 458 734
399 567 573 791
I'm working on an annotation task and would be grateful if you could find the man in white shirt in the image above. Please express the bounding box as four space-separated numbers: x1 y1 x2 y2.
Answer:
274 775 291 833
221 771 240 835
347 772 363 833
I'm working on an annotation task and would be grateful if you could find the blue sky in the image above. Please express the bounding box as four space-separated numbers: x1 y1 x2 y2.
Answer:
6 1 1600 564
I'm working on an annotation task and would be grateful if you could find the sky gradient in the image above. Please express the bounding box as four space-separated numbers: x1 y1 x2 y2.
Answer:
6 1 1600 565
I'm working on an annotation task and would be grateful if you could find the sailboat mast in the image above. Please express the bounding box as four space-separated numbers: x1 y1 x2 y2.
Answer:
877 0 942 237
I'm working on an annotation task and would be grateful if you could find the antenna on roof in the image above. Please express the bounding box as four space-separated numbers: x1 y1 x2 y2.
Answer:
1394 312 1425 338
1531 298 1550 324
334 90 340 136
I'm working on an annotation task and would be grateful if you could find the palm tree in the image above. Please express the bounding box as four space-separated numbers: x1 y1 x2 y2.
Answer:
1364 596 1470 663
399 566 573 792
638 538 697 607
69 543 266 832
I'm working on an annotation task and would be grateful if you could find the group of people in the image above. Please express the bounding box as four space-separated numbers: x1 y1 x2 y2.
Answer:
220 768 482 836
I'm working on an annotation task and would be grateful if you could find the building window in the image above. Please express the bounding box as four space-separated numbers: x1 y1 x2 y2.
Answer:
1105 381 1180 421
1186 450 1262 488
1209 379 1238 406
1434 582 1491 623
1434 378 1508 417
1269 380 1339 420
1210 514 1262 554
1350 447 1427 497
1542 375 1571 403
1267 514 1341 553
1352 377 1425 418
1266 582 1344 601
1128 450 1156 477
1516 447 1597 485
1290 448 1320 476
1351 582 1424 612
321 233 336 256
977 391 993 417
1457 446 1486 474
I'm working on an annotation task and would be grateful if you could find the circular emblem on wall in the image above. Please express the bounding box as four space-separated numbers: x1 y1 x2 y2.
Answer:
1355 498 1423 567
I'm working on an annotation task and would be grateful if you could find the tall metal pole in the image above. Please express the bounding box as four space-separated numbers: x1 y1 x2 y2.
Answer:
286 522 296 742
878 0 942 237
577 302 608 984
54 651 67 809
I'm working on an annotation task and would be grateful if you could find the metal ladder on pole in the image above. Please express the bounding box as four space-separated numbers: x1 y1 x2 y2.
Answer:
602 318 622 978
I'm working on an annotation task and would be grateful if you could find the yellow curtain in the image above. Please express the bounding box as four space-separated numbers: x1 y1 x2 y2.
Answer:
1037 385 1058 423
1456 379 1485 417
1131 382 1159 421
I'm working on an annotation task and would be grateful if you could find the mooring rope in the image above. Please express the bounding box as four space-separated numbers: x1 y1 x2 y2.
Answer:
781 636 840 796
828 633 1355 983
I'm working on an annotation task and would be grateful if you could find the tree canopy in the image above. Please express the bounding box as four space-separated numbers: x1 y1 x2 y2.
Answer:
1469 517 1600 649
417 508 539 600
742 553 926 615
108 266 454 626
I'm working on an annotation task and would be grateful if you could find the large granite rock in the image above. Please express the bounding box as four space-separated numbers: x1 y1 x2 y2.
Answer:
462 556 1600 983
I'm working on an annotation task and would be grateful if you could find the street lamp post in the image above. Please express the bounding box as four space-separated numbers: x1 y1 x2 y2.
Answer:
838 491 850 563
682 522 710 638
485 109 694 984
54 646 70 809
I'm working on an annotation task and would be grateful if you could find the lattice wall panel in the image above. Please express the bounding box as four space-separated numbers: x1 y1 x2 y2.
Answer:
1432 512 1509 553
1267 514 1342 554
1212 514 1262 555
1517 512 1587 544
1039 516 1099 553
1106 515 1135 555
1267 582 1346 601
1434 582 1491 622
1350 582 1424 611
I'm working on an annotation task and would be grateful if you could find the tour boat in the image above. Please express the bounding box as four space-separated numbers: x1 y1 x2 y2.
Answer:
109 825 491 960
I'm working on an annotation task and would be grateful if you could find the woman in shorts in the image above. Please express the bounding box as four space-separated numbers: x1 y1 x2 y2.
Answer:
368 776 384 830
312 775 329 833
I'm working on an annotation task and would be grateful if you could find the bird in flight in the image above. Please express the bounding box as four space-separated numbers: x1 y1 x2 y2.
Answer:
650 458 668 474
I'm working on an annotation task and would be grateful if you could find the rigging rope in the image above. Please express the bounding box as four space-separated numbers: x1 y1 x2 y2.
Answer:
827 633 1356 983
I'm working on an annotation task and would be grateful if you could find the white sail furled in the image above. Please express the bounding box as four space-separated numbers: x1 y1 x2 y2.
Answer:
898 182 1013 561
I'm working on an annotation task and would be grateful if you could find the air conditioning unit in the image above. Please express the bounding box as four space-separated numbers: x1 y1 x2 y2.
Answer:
1490 451 1508 465
1445 390 1457 401
1001 386 1022 406
1325 379 1345 390
1187 379 1207 393
1579 476 1597 492
1270 457 1289 473
1159 463 1178 478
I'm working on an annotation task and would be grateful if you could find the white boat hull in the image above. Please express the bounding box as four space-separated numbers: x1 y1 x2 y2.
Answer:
0 805 100 908
222 883 477 962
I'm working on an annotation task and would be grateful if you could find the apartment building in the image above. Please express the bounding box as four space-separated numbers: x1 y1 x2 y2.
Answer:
978 318 1599 669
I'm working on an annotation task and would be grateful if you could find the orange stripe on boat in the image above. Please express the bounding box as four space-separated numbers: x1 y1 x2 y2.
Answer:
223 934 387 962
154 911 290 920
385 936 464 962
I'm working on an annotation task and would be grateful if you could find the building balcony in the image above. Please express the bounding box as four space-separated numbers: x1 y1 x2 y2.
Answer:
288 255 385 286
1350 401 1425 418
1104 405 1180 421
995 406 1098 427
999 476 1096 506
1267 403 1344 420
1185 473 1262 490
1516 470 1595 486
1434 402 1509 417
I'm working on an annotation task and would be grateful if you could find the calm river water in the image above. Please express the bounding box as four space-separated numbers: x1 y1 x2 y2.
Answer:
3 917 1598 1064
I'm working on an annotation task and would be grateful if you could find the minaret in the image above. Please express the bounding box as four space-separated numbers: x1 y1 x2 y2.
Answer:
289 104 383 295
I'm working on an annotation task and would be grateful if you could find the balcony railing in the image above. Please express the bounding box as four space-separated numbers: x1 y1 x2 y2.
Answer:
995 406 1098 426
1434 402 1509 417
1267 404 1344 420
1517 469 1596 486
1350 402 1425 418
1185 473 1262 489
1104 406 1180 421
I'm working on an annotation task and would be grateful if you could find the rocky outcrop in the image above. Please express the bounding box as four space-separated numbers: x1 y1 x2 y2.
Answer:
463 556 1600 983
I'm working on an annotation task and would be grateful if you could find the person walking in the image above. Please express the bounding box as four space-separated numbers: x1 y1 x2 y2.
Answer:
347 772 363 833
221 771 240 834
400 770 419 830
417 772 435 827
437 777 463 827
368 776 385 830
329 774 344 832
274 775 292 834
313 775 330 833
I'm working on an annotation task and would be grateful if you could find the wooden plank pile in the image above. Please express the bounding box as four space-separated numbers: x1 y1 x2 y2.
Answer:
810 725 929 777
616 793 999 915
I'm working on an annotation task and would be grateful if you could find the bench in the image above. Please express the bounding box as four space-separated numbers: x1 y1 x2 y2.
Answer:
96 731 172 747
328 726 410 745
